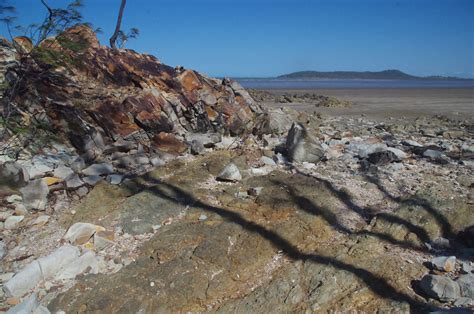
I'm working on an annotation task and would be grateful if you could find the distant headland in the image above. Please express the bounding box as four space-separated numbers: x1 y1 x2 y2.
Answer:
276 69 473 81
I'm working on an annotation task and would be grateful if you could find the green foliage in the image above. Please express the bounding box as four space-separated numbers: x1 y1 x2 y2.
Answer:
116 27 140 48
32 45 84 69
0 0 98 46
57 35 89 53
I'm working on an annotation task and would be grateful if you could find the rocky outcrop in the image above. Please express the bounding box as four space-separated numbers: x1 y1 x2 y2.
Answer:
1 25 261 155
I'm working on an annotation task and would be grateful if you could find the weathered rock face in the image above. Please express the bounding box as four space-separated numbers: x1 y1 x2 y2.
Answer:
3 25 261 154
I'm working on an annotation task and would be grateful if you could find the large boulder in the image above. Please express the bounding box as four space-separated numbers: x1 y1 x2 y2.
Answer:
286 123 324 163
420 274 461 302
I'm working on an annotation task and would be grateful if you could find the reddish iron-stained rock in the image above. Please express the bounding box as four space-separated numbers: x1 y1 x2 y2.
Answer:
3 25 261 153
13 36 33 54
152 132 189 154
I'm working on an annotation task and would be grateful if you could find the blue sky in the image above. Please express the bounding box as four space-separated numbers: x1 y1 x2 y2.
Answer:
1 0 473 78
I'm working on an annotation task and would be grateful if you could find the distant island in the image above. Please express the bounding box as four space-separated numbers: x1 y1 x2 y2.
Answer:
277 69 472 81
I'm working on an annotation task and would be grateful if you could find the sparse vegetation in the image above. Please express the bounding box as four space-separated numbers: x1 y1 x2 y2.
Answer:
0 0 94 155
110 0 139 49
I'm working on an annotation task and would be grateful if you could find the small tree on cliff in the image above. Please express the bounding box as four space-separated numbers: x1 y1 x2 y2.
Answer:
109 0 139 49
0 0 96 148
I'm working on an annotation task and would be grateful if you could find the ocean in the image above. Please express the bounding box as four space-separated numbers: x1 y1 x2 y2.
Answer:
235 79 474 89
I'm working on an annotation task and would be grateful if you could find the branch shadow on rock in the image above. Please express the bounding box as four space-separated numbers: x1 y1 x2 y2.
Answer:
124 173 430 312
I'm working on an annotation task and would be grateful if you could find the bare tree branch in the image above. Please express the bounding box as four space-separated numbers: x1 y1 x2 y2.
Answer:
110 0 127 49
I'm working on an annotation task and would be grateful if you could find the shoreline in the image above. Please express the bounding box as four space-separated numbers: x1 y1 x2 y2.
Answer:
256 88 474 120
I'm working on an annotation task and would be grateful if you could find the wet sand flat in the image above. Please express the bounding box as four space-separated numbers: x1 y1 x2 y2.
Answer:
262 88 474 120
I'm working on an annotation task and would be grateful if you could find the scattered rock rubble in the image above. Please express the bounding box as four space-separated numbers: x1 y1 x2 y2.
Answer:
0 25 473 313
1 107 472 312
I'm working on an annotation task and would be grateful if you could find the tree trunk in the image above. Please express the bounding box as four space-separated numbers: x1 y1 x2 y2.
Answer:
109 0 127 49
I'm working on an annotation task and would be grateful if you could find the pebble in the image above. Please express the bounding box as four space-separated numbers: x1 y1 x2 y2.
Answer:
6 195 22 203
260 156 276 166
106 174 123 185
217 163 242 182
76 186 89 197
64 222 105 245
14 203 27 216
150 157 165 167
461 262 473 274
32 215 50 227
66 174 85 189
82 163 114 176
83 175 103 186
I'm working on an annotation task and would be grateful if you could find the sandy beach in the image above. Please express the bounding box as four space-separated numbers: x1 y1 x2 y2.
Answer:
260 88 474 120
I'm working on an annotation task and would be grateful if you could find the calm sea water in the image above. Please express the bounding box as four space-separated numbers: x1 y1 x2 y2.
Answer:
236 79 474 89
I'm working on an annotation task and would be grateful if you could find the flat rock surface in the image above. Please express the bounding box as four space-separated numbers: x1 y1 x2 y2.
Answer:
48 138 473 312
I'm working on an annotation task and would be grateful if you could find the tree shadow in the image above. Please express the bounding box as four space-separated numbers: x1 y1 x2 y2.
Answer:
290 169 433 250
125 173 430 311
362 171 455 239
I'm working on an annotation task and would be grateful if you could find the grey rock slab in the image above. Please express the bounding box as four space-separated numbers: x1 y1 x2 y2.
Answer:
55 250 98 280
5 293 50 314
109 187 189 235
135 156 150 165
64 222 105 245
31 215 49 226
217 163 242 182
53 165 74 180
423 149 444 159
76 186 89 197
355 143 388 159
457 274 474 298
431 256 456 272
106 174 123 185
70 157 86 172
387 147 408 160
20 179 49 210
4 245 80 297
65 174 84 189
4 215 24 230
185 133 222 147
150 157 165 167
402 140 423 147
420 274 460 302
260 156 276 166
82 163 114 176
82 175 103 186
23 162 54 179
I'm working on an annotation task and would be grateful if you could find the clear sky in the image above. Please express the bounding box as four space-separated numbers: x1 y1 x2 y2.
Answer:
1 0 473 78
